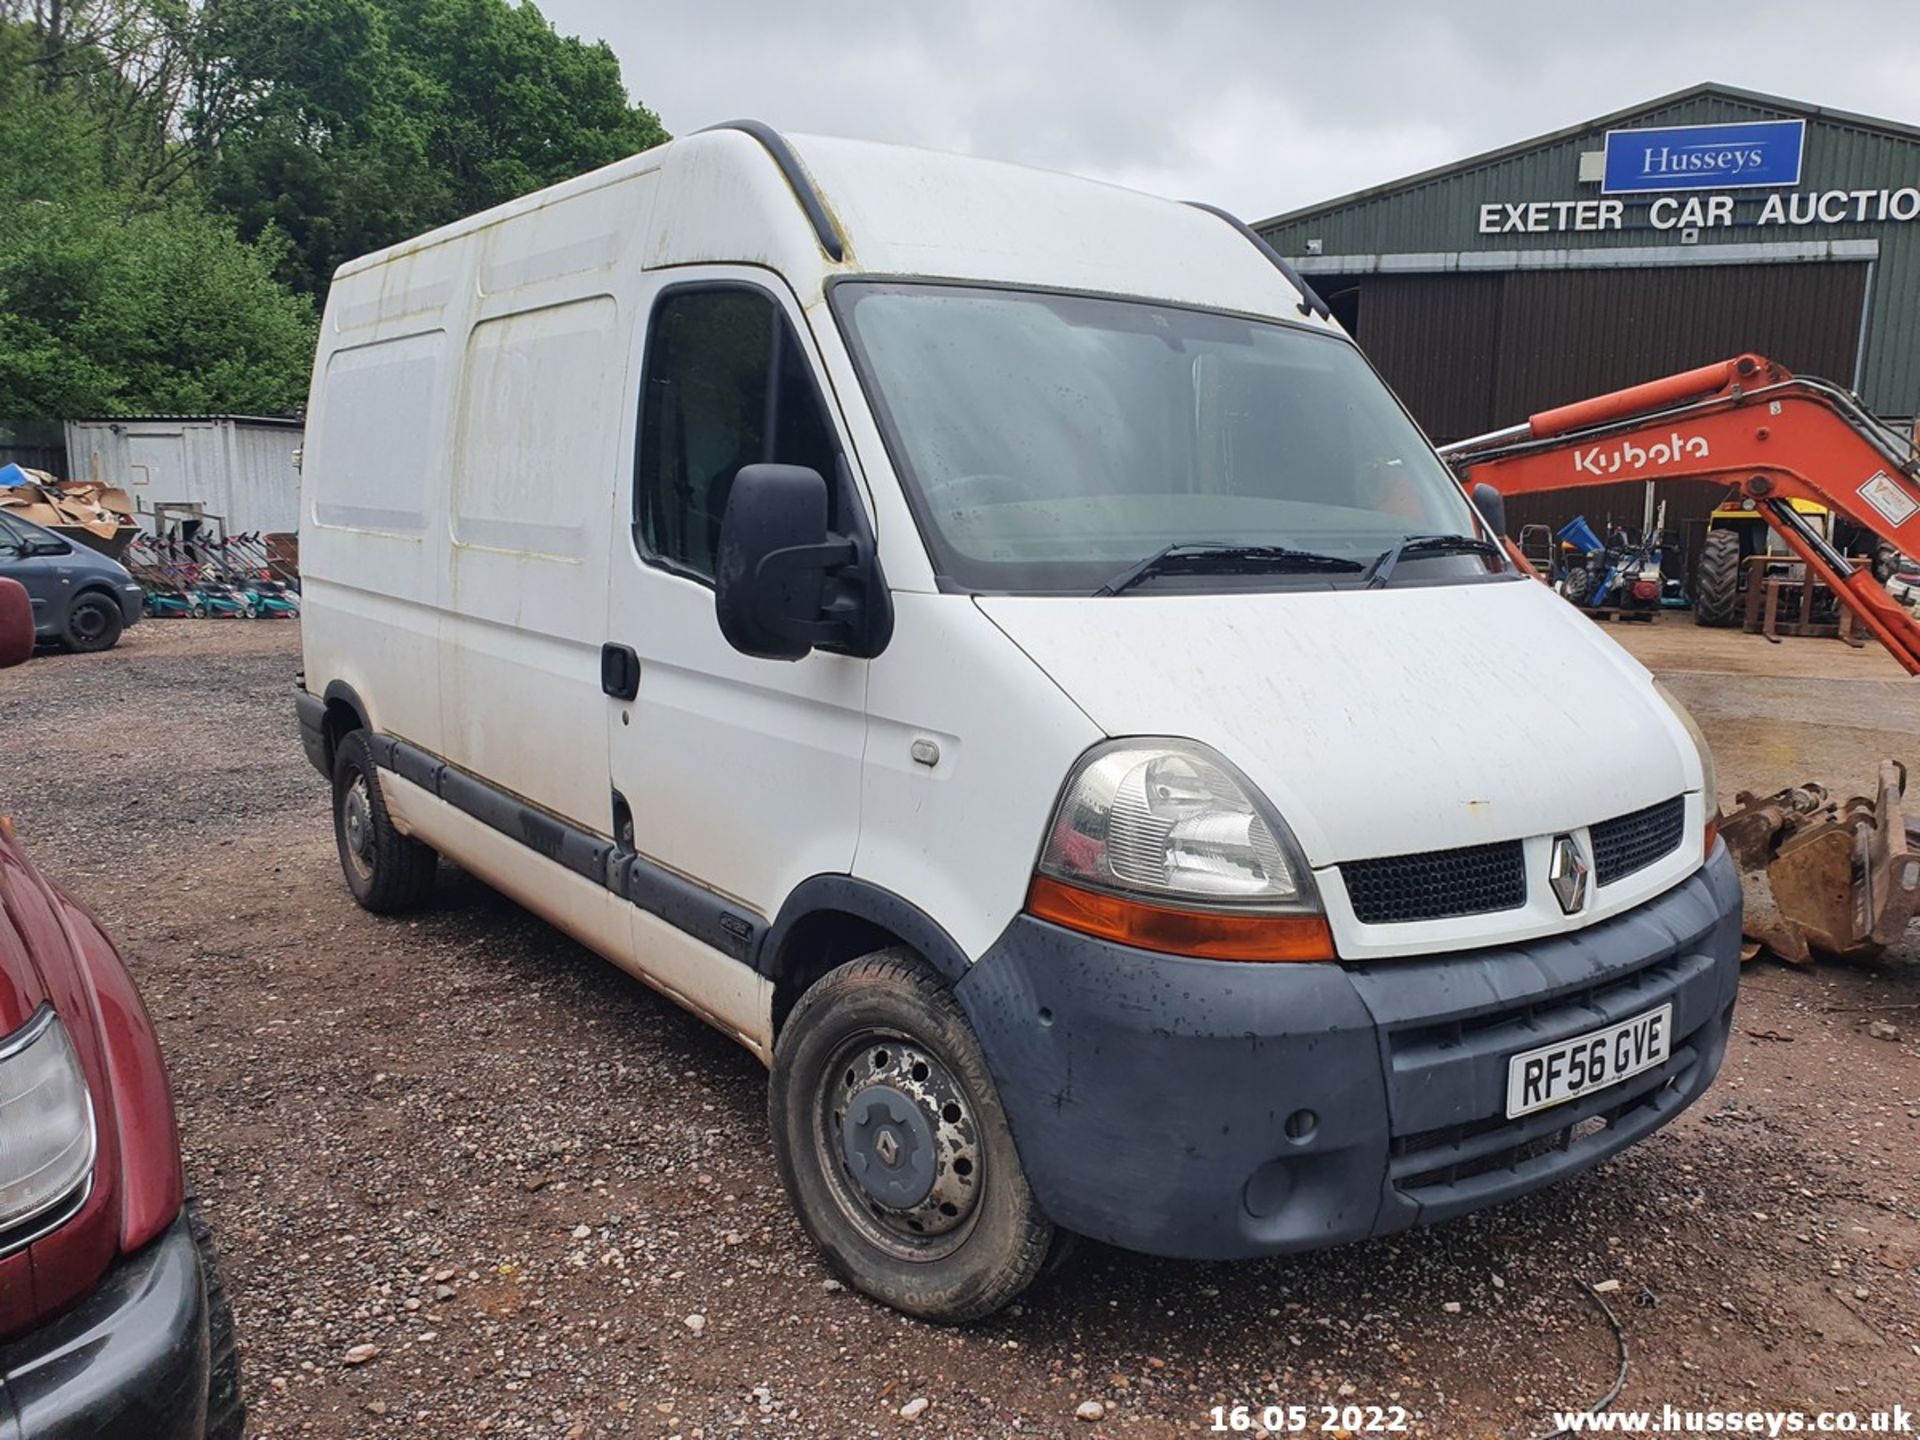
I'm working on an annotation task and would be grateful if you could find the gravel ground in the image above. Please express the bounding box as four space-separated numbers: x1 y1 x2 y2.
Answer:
0 616 1915 1438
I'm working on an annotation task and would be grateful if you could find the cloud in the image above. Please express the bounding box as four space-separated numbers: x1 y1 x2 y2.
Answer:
538 0 1920 216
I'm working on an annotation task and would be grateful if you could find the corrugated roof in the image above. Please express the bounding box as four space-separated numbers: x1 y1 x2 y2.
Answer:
1254 82 1920 231
65 414 305 429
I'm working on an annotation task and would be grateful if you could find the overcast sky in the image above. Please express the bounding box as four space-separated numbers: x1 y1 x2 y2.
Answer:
536 0 1920 220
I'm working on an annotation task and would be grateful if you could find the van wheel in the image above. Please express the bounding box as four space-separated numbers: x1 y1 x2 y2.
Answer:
331 731 437 913
62 593 123 653
770 949 1052 1323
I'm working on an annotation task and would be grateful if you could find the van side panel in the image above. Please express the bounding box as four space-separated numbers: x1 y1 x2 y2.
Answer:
435 172 657 833
855 594 1103 962
440 292 624 829
301 312 455 750
303 169 659 837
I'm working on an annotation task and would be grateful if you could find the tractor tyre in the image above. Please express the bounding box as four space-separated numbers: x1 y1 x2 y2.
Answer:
1693 529 1742 628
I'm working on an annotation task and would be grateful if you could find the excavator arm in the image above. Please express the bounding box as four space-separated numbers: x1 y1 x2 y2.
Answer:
1441 354 1920 675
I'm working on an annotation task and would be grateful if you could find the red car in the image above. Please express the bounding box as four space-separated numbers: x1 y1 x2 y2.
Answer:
0 575 241 1436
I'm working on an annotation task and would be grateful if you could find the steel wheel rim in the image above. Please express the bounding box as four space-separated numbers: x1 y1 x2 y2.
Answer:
814 1028 984 1262
71 604 107 641
341 775 375 881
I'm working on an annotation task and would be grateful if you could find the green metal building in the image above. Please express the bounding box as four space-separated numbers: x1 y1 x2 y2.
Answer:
1256 83 1920 547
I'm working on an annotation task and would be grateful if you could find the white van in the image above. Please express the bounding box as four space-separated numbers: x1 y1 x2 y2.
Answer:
296 123 1740 1322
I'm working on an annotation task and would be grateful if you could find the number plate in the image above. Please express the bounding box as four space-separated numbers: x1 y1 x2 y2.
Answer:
1505 1003 1672 1119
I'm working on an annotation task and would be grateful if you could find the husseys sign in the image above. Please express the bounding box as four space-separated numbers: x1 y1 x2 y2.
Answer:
1477 116 1920 234
1602 118 1804 192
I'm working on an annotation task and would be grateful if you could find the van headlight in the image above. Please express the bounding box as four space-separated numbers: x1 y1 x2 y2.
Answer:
1027 740 1332 961
0 1008 96 1246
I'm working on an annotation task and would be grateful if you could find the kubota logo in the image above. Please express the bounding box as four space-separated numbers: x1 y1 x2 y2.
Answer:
1572 431 1711 477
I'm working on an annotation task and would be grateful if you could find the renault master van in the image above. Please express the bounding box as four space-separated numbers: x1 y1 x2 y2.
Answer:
295 123 1740 1322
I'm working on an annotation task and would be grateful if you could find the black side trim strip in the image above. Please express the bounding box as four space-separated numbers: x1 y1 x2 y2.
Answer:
699 120 846 262
612 853 759 963
1184 201 1331 319
373 737 759 962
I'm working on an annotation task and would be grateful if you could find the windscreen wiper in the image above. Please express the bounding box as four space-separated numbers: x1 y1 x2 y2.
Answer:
1363 533 1508 590
1095 542 1365 597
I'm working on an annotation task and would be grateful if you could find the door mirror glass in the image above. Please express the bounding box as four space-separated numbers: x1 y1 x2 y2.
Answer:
0 577 33 667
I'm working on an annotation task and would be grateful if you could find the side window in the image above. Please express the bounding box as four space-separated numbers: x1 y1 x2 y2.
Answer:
0 514 29 556
635 287 839 581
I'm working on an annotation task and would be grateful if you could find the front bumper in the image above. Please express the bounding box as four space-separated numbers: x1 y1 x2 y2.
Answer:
115 587 144 628
956 846 1742 1260
0 1215 210 1440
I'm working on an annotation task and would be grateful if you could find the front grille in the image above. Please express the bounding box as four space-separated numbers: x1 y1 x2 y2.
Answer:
1342 839 1526 925
1591 795 1686 886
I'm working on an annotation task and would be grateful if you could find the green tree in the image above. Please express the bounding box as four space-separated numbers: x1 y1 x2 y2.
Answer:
0 0 666 417
207 0 668 295
0 34 317 418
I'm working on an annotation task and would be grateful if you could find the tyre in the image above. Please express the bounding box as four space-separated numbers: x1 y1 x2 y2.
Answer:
187 1200 246 1440
1561 565 1592 607
1693 528 1742 627
769 949 1052 1323
61 593 123 653
331 730 438 913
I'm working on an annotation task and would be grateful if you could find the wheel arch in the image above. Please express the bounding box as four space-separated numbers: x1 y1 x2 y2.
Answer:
760 877 973 1037
318 680 371 775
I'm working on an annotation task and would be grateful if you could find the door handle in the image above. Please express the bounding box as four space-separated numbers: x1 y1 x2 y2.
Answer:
600 643 640 701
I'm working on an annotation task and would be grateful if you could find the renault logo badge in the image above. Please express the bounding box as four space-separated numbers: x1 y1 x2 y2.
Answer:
1549 834 1590 915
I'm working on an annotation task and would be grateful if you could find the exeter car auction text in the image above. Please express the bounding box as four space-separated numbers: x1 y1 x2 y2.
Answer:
1479 187 1920 233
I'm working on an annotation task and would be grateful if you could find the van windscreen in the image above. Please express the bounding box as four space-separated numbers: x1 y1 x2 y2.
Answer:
831 282 1491 595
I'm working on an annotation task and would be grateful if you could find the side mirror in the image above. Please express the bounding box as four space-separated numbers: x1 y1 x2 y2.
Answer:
0 577 33 668
1471 481 1508 537
715 464 891 661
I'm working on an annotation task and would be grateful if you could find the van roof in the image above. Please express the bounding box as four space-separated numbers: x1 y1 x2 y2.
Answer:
331 125 1325 324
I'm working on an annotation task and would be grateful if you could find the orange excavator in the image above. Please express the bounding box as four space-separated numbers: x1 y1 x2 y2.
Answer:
1441 356 1920 963
1441 353 1920 675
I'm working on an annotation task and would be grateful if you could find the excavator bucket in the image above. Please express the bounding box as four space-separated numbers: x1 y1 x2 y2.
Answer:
1718 761 1920 963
